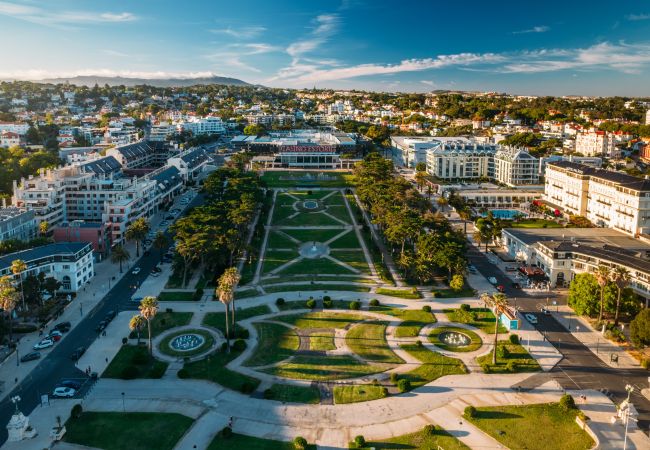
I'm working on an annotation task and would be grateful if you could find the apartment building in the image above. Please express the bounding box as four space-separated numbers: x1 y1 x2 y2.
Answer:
178 116 226 136
493 147 540 186
0 207 36 242
422 139 498 180
244 114 274 126
575 130 617 157
106 141 167 169
167 147 211 182
149 122 175 142
544 161 650 236
0 122 29 135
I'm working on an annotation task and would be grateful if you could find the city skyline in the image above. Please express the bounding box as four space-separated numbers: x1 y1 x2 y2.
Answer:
1 1 650 95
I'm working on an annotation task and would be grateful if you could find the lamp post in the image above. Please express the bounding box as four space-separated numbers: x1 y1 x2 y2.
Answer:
623 384 634 450
15 346 19 367
121 392 125 413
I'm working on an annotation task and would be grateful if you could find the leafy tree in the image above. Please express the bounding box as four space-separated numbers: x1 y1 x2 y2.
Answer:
138 296 159 355
611 266 631 326
481 292 508 365
243 124 265 136
42 277 61 299
594 265 611 322
567 273 601 317
10 260 26 311
0 276 19 342
129 314 146 345
630 309 650 347
38 221 49 237
450 274 464 292
152 232 168 265
125 217 150 257
415 162 426 172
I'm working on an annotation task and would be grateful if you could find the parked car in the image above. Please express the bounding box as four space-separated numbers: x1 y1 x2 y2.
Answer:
505 266 518 272
95 320 108 333
511 282 522 289
47 333 62 343
165 215 174 220
541 307 551 315
33 338 54 350
20 352 41 362
52 387 76 398
131 296 143 303
132 267 141 275
525 313 538 324
496 285 505 293
59 380 82 390
468 265 477 274
105 311 116 321
54 321 71 332
488 277 498 285
70 347 86 361
48 330 63 338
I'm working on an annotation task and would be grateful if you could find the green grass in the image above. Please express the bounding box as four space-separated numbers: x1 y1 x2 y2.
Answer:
467 403 594 450
235 288 258 299
399 344 467 388
432 286 477 298
376 287 422 299
281 228 344 243
102 345 169 379
183 348 261 392
276 311 365 329
310 329 336 351
262 283 371 294
265 354 384 381
157 291 197 302
278 257 355 275
208 432 316 450
279 211 342 227
262 249 297 273
64 412 193 450
333 384 387 404
444 307 508 335
359 226 394 285
267 274 374 284
287 189 333 199
272 204 297 223
266 230 298 248
323 191 345 205
325 205 351 223
429 326 482 352
370 425 470 450
244 323 299 366
203 304 271 337
329 250 371 274
346 321 404 364
509 219 563 229
476 341 541 373
370 305 436 338
158 329 215 357
148 312 193 338
265 383 321 404
327 230 362 248
261 171 353 188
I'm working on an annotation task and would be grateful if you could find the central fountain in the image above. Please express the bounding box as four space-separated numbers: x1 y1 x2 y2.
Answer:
438 330 471 348
299 241 329 259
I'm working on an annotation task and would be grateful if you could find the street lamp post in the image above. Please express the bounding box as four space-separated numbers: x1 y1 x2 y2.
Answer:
623 384 634 450
15 346 19 367
121 392 125 413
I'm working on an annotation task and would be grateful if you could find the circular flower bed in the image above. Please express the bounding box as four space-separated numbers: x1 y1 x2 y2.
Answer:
294 200 325 212
158 329 215 357
429 326 482 352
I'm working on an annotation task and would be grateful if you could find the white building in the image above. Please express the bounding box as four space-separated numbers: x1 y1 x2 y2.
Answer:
244 114 273 126
0 122 29 136
424 140 498 180
168 147 211 182
149 122 175 142
0 207 36 242
575 130 617 157
493 147 540 186
0 131 20 147
178 116 226 136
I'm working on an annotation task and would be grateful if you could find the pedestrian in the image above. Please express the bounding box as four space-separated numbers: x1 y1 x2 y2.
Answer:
102 330 107 337
14 377 17 384
228 416 233 428
105 357 108 363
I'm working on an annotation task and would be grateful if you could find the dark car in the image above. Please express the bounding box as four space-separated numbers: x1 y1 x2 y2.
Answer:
511 282 522 289
70 347 86 361
95 320 108 332
54 321 71 332
105 310 116 321
20 352 41 362
165 215 174 220
59 379 82 390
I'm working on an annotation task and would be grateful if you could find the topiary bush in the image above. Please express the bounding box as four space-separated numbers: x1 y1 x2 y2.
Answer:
323 295 331 302
293 436 308 450
122 337 128 345
237 328 250 339
460 303 471 312
509 334 520 345
390 372 399 384
306 299 316 309
323 299 333 308
369 299 380 306
264 389 273 400
71 404 83 419
559 394 576 411
349 435 366 449
496 345 509 359
220 342 229 352
349 301 361 310
422 305 431 313
423 424 436 435
416 340 423 347
232 339 247 352
397 378 411 393
276 297 285 306
464 405 477 418
506 361 517 372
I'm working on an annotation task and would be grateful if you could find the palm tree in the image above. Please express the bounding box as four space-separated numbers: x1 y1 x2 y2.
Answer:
220 268 241 326
152 232 168 265
458 209 471 234
216 280 234 353
138 296 159 355
594 265 611 322
111 245 130 273
611 266 631 326
436 196 448 212
0 276 19 343
129 314 146 346
472 230 486 251
10 260 27 311
125 217 150 257
480 292 509 365
38 221 49 237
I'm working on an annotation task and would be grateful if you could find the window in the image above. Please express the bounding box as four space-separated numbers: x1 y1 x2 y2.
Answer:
62 276 71 290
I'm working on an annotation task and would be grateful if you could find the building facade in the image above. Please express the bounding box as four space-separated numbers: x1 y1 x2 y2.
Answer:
493 147 540 186
0 208 37 242
575 131 616 157
425 140 498 180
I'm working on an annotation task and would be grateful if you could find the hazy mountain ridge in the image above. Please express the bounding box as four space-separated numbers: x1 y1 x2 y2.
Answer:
34 75 250 87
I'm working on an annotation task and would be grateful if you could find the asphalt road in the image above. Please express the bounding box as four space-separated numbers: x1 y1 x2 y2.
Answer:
0 193 204 445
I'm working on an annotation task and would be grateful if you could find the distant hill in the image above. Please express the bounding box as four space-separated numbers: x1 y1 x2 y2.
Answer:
36 75 250 87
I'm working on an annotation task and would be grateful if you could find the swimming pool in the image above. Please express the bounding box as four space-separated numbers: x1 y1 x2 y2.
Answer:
482 209 528 220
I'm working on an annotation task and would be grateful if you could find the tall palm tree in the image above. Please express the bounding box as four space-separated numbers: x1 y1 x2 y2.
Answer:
125 217 150 257
611 266 631 326
152 232 168 265
129 314 146 346
0 276 19 343
10 260 27 311
436 196 448 212
458 209 471 235
220 268 241 326
594 265 611 322
138 296 159 355
111 245 130 273
216 282 234 353
480 292 509 365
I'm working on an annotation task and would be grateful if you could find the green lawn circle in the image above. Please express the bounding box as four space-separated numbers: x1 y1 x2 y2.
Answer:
428 326 482 352
158 329 215 358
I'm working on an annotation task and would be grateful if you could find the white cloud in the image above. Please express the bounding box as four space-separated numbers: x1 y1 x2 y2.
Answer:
626 13 650 21
0 1 136 27
204 42 280 73
286 14 339 57
210 26 266 39
421 80 436 87
513 25 549 34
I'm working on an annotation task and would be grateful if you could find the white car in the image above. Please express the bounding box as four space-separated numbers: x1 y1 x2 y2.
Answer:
52 387 76 398
33 338 54 350
525 313 538 324
131 267 141 275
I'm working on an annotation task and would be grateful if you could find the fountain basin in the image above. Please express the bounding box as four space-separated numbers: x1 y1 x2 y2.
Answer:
298 241 330 259
429 326 482 353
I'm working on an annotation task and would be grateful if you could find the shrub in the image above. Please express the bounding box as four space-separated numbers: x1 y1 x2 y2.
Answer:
276 297 285 306
397 378 411 393
464 405 477 418
506 361 517 372
349 301 361 310
149 364 167 378
323 299 333 309
293 436 308 450
416 340 423 347
496 345 509 359
220 342 228 352
641 358 649 370
460 304 471 312
450 274 464 292
380 387 388 397
306 299 316 309
390 372 399 384
559 394 576 411
71 404 83 419
165 307 173 313
221 426 233 438
369 299 380 306
264 389 273 400
237 328 250 339
232 339 247 352
481 363 491 374
121 365 139 380
323 295 331 302
240 381 256 394
577 411 589 422
349 435 366 449
509 334 520 345
423 424 436 435
122 337 128 345
431 291 439 298
422 305 432 313
177 369 189 379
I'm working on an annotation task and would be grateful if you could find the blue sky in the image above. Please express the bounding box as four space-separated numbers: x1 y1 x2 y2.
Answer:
2 0 650 95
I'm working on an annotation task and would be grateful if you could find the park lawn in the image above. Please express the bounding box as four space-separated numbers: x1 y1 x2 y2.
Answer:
287 189 334 199
279 257 355 275
203 305 271 336
370 425 470 450
325 205 351 223
370 305 436 338
266 383 321 404
244 323 299 367
267 230 298 249
281 228 343 243
444 307 508 335
265 354 385 381
208 432 316 450
346 321 403 364
429 326 482 352
157 291 196 302
432 286 477 298
376 287 422 299
310 329 336 351
102 345 168 379
276 311 365 329
276 192 300 205
272 204 296 224
263 283 371 294
235 288 258 299
329 250 371 274
467 403 594 450
279 211 341 227
64 412 193 450
268 274 374 284
323 190 345 205
183 348 261 392
149 312 193 338
263 249 297 274
260 171 352 188
399 344 467 388
333 384 387 404
509 219 563 229
327 230 362 248
476 341 541 373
